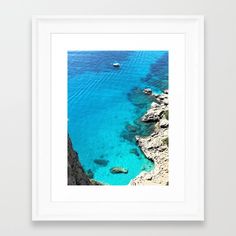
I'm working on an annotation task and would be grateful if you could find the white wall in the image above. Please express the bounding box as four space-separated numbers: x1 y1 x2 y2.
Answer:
0 0 235 235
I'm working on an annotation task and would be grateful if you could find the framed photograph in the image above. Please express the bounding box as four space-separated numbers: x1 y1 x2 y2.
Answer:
32 15 204 221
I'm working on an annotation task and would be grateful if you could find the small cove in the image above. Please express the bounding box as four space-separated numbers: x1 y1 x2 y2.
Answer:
68 51 168 185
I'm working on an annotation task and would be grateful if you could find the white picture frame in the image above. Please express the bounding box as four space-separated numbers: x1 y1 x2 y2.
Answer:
32 15 204 221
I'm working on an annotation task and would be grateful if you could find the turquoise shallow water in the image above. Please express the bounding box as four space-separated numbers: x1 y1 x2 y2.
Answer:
68 51 168 185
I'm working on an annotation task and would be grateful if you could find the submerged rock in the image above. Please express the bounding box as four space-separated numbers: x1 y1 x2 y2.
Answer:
126 124 137 133
121 119 156 143
94 159 109 166
120 130 136 143
110 167 128 174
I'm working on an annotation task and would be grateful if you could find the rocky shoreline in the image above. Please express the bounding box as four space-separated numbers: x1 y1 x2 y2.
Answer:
68 135 102 185
129 89 169 186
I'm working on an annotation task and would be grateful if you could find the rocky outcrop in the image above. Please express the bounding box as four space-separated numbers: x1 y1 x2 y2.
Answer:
141 104 164 122
129 89 169 186
68 135 94 185
110 167 128 174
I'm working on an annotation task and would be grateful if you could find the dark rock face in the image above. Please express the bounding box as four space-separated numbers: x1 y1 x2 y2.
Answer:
68 135 93 185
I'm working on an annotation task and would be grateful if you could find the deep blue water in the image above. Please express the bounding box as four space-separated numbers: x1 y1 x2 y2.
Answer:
68 51 168 185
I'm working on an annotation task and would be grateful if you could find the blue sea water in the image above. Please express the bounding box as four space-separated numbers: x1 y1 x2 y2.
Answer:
68 51 168 185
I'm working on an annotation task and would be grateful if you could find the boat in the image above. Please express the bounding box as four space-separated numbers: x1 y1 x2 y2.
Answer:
113 62 120 68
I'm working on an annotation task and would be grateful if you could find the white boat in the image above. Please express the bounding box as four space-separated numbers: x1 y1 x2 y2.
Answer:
113 62 120 68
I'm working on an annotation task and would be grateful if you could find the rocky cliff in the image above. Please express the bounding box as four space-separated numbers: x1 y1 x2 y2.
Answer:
68 135 93 185
130 89 169 186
